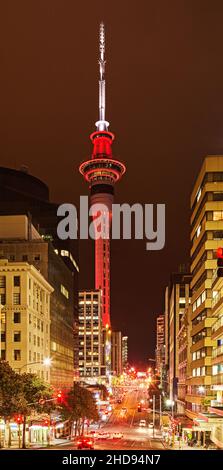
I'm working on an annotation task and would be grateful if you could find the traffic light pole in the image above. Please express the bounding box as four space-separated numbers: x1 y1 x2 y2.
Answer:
153 395 155 438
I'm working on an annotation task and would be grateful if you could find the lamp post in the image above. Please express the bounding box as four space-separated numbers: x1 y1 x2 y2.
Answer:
18 357 52 374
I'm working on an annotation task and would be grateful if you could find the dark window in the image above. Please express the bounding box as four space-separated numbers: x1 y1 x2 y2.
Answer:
14 350 21 361
14 276 20 287
14 312 21 323
34 255 41 261
1 332 6 342
9 255 15 261
14 331 21 342
22 255 28 261
0 294 6 305
0 276 6 288
1 350 6 360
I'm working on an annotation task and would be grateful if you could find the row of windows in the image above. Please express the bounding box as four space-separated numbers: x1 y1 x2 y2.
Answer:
192 366 206 377
0 275 21 287
0 331 21 342
0 293 20 305
192 291 206 312
192 348 206 361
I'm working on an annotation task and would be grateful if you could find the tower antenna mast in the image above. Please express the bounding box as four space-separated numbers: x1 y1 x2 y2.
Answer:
97 22 109 131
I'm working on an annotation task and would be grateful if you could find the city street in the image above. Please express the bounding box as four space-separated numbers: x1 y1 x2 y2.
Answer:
50 385 166 451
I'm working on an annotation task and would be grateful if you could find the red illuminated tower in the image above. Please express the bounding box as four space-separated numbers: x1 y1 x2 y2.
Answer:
79 23 126 329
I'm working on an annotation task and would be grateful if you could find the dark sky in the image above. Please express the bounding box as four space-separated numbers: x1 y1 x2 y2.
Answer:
1 1 223 365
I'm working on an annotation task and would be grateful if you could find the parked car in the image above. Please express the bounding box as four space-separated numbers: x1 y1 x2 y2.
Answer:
112 432 123 439
97 432 111 440
139 419 146 427
77 436 94 450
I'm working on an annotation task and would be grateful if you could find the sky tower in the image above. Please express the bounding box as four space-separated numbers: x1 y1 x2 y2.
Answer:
79 23 126 329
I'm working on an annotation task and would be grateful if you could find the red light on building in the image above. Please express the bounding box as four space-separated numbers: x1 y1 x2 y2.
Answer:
217 247 223 258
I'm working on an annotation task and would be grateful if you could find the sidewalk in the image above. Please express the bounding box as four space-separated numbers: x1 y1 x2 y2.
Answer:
0 438 70 450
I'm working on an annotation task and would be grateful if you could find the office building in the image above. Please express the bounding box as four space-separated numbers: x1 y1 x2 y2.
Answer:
78 290 106 379
122 336 128 369
111 331 122 376
0 258 53 381
0 214 75 389
186 156 223 418
165 270 191 402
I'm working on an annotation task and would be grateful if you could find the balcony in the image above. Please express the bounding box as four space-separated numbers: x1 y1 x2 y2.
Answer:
191 317 215 337
186 375 212 386
191 337 217 353
212 315 223 339
210 400 223 407
212 345 223 359
212 373 223 385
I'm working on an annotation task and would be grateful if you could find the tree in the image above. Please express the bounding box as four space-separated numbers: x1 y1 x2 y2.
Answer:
60 384 99 437
0 361 22 447
0 361 55 448
17 373 55 448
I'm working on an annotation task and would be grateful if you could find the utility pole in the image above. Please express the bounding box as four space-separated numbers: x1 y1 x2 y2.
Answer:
159 395 162 429
153 395 155 438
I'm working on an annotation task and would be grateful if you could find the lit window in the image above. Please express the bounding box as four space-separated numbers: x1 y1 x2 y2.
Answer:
61 285 69 299
13 293 20 305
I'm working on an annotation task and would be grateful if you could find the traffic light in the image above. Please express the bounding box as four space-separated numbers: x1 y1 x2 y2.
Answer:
217 247 223 277
57 390 62 403
44 419 49 426
137 403 142 412
16 415 22 424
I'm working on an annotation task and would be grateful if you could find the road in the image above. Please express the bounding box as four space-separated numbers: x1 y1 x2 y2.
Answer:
52 384 166 450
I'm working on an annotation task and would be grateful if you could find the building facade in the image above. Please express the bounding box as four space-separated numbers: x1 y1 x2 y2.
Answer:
122 336 128 369
0 259 53 381
165 270 191 402
155 314 165 375
186 156 223 418
78 290 106 379
176 305 191 414
111 331 122 376
0 165 79 378
0 215 75 389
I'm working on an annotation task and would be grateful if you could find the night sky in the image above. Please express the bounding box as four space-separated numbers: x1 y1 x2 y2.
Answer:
1 1 223 365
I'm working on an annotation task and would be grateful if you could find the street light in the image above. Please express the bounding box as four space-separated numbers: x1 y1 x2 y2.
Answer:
166 399 174 417
18 357 52 373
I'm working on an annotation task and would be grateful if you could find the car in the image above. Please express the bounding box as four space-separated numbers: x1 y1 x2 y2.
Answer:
97 432 111 440
89 430 98 438
112 432 123 439
77 437 94 450
149 422 154 428
139 419 146 427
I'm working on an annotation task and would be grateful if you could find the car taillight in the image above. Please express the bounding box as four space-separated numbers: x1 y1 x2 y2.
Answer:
77 441 81 444
88 441 92 445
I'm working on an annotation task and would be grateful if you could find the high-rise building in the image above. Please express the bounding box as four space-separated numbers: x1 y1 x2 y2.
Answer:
79 24 126 336
165 270 191 402
186 156 223 418
176 305 191 414
155 314 165 375
78 290 106 380
0 165 79 375
0 258 53 382
0 214 75 389
111 331 122 376
122 336 128 369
